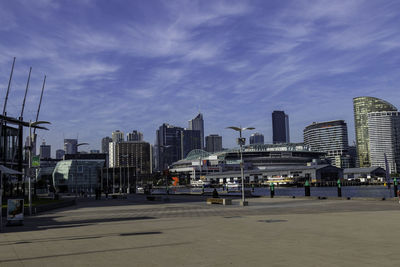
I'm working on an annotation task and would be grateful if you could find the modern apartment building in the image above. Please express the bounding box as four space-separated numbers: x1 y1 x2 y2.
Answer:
368 111 400 173
112 130 124 143
101 136 112 154
353 97 397 167
304 120 349 168
127 130 143 142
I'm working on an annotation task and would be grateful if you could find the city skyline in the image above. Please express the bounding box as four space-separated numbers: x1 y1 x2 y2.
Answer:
1 1 400 154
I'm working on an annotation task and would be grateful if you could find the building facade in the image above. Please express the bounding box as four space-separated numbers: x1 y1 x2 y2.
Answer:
304 120 350 168
353 96 397 167
64 139 78 155
250 133 264 145
127 130 143 142
272 111 290 144
112 130 124 143
368 111 400 173
101 136 112 154
52 159 105 193
56 149 65 160
182 129 201 157
205 134 223 153
39 141 51 159
155 123 184 171
188 113 204 149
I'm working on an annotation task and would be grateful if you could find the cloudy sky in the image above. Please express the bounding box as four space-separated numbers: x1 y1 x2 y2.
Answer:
0 0 400 154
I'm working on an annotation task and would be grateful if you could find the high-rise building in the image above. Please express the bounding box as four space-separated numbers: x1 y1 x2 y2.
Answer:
64 139 78 155
109 141 152 174
368 111 400 173
205 134 223 153
353 97 397 167
39 141 51 159
56 149 65 160
182 129 201 157
304 120 349 168
112 130 124 143
188 113 204 149
249 133 264 145
101 136 112 154
155 123 184 171
272 111 289 144
127 130 143 142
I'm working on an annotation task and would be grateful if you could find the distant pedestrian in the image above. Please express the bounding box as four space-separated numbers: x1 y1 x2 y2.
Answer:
212 188 219 198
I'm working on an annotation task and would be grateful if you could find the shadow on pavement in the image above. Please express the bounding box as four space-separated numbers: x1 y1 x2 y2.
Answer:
0 231 163 247
0 241 191 264
2 215 157 233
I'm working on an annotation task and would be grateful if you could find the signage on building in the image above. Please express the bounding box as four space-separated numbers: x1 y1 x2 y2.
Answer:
32 156 40 167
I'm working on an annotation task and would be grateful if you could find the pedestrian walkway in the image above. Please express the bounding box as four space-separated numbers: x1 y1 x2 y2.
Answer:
1 196 399 266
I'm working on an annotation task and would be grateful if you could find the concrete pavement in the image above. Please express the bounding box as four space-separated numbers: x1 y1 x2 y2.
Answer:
1 195 400 266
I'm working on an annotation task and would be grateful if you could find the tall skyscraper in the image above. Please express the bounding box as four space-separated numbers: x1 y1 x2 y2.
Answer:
64 139 78 154
188 113 204 149
304 120 349 167
101 136 112 154
249 133 264 145
182 129 201 157
205 134 223 153
127 130 143 142
56 149 65 160
353 97 397 167
39 141 51 159
272 111 290 144
155 123 184 171
368 111 400 173
112 130 124 143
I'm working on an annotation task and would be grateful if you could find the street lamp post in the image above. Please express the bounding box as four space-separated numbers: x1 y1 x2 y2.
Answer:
121 154 128 194
227 126 255 206
28 120 50 215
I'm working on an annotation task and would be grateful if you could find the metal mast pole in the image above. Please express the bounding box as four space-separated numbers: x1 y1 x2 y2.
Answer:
20 67 32 119
33 75 46 135
0 57 16 163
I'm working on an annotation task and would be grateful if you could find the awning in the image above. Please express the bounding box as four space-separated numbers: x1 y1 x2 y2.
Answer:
0 165 22 175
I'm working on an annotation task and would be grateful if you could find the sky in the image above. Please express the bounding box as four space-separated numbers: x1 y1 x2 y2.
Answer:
0 0 400 155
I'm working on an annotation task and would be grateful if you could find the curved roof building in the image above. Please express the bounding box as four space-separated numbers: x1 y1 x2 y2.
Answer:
52 159 105 193
353 97 397 167
171 144 326 172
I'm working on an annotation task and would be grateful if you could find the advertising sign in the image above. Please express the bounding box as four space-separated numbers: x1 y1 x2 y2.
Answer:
7 199 24 221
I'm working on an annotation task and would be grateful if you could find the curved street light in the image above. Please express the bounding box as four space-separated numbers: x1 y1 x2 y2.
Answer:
226 126 255 206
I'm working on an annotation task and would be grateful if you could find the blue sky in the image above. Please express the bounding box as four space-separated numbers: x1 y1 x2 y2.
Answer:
0 0 400 154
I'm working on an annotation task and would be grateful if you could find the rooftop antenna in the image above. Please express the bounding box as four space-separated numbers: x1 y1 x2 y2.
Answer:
33 75 46 135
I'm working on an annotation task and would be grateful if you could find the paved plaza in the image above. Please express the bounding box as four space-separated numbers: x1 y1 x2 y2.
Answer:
1 195 400 266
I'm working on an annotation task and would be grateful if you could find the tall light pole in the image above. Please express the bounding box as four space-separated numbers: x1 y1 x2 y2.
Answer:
227 126 255 205
28 120 50 215
121 154 128 194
